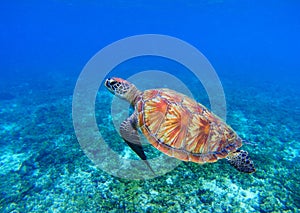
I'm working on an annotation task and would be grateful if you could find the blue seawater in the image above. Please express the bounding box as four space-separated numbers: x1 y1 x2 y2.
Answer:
0 1 299 212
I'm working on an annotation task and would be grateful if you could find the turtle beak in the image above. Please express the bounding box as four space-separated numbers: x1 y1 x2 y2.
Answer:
105 78 113 92
105 78 111 87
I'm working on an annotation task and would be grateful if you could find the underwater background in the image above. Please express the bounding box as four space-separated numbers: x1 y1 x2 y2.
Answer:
0 0 299 212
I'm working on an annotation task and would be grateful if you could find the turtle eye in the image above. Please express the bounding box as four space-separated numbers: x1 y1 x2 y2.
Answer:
109 81 118 87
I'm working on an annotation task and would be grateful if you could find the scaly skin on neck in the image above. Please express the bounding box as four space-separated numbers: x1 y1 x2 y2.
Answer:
124 85 142 106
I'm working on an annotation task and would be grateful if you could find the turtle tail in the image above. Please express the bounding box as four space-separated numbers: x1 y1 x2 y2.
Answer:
227 150 256 173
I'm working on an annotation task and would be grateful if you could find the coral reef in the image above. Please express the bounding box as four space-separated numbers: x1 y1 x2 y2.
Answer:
0 75 299 212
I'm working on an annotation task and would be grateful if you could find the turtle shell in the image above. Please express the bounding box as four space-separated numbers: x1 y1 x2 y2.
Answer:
136 88 242 163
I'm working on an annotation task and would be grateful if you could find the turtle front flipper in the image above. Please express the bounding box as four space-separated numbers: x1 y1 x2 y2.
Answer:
120 113 155 174
227 150 256 173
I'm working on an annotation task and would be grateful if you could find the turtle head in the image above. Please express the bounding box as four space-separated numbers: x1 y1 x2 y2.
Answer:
105 77 141 104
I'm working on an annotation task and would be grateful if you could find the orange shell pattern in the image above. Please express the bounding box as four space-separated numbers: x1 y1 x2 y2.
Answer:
136 89 242 164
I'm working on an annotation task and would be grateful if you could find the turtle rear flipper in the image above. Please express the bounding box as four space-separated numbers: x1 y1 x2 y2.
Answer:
227 150 256 173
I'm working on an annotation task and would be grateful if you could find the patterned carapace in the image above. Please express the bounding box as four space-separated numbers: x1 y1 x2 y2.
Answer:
135 89 242 163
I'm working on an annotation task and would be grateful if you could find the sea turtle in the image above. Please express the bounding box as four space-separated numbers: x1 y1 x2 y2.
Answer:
105 77 256 174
